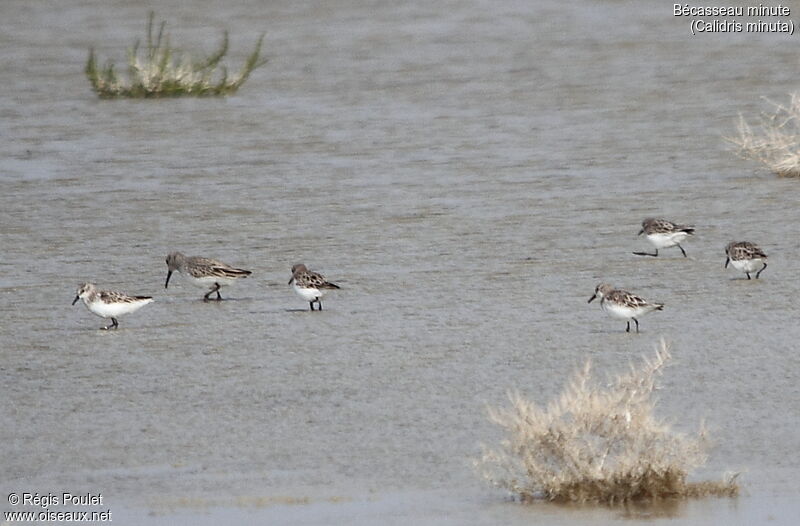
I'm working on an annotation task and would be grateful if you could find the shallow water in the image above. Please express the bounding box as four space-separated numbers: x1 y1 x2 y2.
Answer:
2 0 800 524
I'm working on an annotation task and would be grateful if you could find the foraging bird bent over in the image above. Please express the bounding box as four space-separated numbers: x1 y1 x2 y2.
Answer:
72 282 153 330
725 241 768 279
289 263 340 311
588 283 664 333
165 251 252 301
633 218 694 257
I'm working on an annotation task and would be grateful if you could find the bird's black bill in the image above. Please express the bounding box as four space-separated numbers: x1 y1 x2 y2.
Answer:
637 229 644 236
724 257 730 269
72 295 80 305
588 294 597 303
288 277 294 285
165 270 173 289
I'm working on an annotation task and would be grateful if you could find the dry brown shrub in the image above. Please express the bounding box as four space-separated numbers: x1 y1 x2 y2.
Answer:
728 94 800 177
477 341 739 504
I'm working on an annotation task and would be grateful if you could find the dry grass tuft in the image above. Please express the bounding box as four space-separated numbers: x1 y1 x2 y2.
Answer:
477 341 739 504
727 93 800 177
86 12 266 98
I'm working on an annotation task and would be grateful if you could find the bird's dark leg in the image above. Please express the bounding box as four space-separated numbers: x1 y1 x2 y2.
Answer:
205 284 222 301
317 299 323 311
626 321 630 333
756 262 767 279
103 317 119 330
633 249 658 257
309 301 315 311
678 244 687 257
746 272 751 280
633 318 639 333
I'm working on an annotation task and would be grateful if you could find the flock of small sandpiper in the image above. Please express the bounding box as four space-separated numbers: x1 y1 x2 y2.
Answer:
588 217 768 333
72 253 339 330
72 219 768 332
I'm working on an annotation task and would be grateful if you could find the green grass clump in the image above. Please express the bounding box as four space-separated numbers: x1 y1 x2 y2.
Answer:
477 341 739 504
728 93 800 177
85 12 266 98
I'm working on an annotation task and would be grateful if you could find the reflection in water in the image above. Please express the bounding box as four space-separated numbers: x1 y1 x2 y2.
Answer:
1 0 799 524
618 498 685 520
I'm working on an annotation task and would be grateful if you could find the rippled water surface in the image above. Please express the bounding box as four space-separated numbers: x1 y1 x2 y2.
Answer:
2 1 800 524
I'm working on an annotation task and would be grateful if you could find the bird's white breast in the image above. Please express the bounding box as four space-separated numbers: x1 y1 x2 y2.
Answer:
183 273 237 289
731 258 762 273
647 232 688 249
601 300 637 320
293 282 323 301
86 298 153 318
